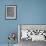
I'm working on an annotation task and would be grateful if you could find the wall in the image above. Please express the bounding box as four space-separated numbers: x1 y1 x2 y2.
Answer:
0 0 46 44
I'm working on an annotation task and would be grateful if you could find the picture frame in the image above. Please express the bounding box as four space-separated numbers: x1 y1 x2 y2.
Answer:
5 5 16 20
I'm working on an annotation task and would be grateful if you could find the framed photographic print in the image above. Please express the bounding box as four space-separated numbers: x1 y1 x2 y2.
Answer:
5 5 16 20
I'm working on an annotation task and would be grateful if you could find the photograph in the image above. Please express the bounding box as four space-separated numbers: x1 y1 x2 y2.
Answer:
5 5 16 20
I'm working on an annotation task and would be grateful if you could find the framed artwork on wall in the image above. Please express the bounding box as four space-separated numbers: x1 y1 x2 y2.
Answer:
5 5 16 20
